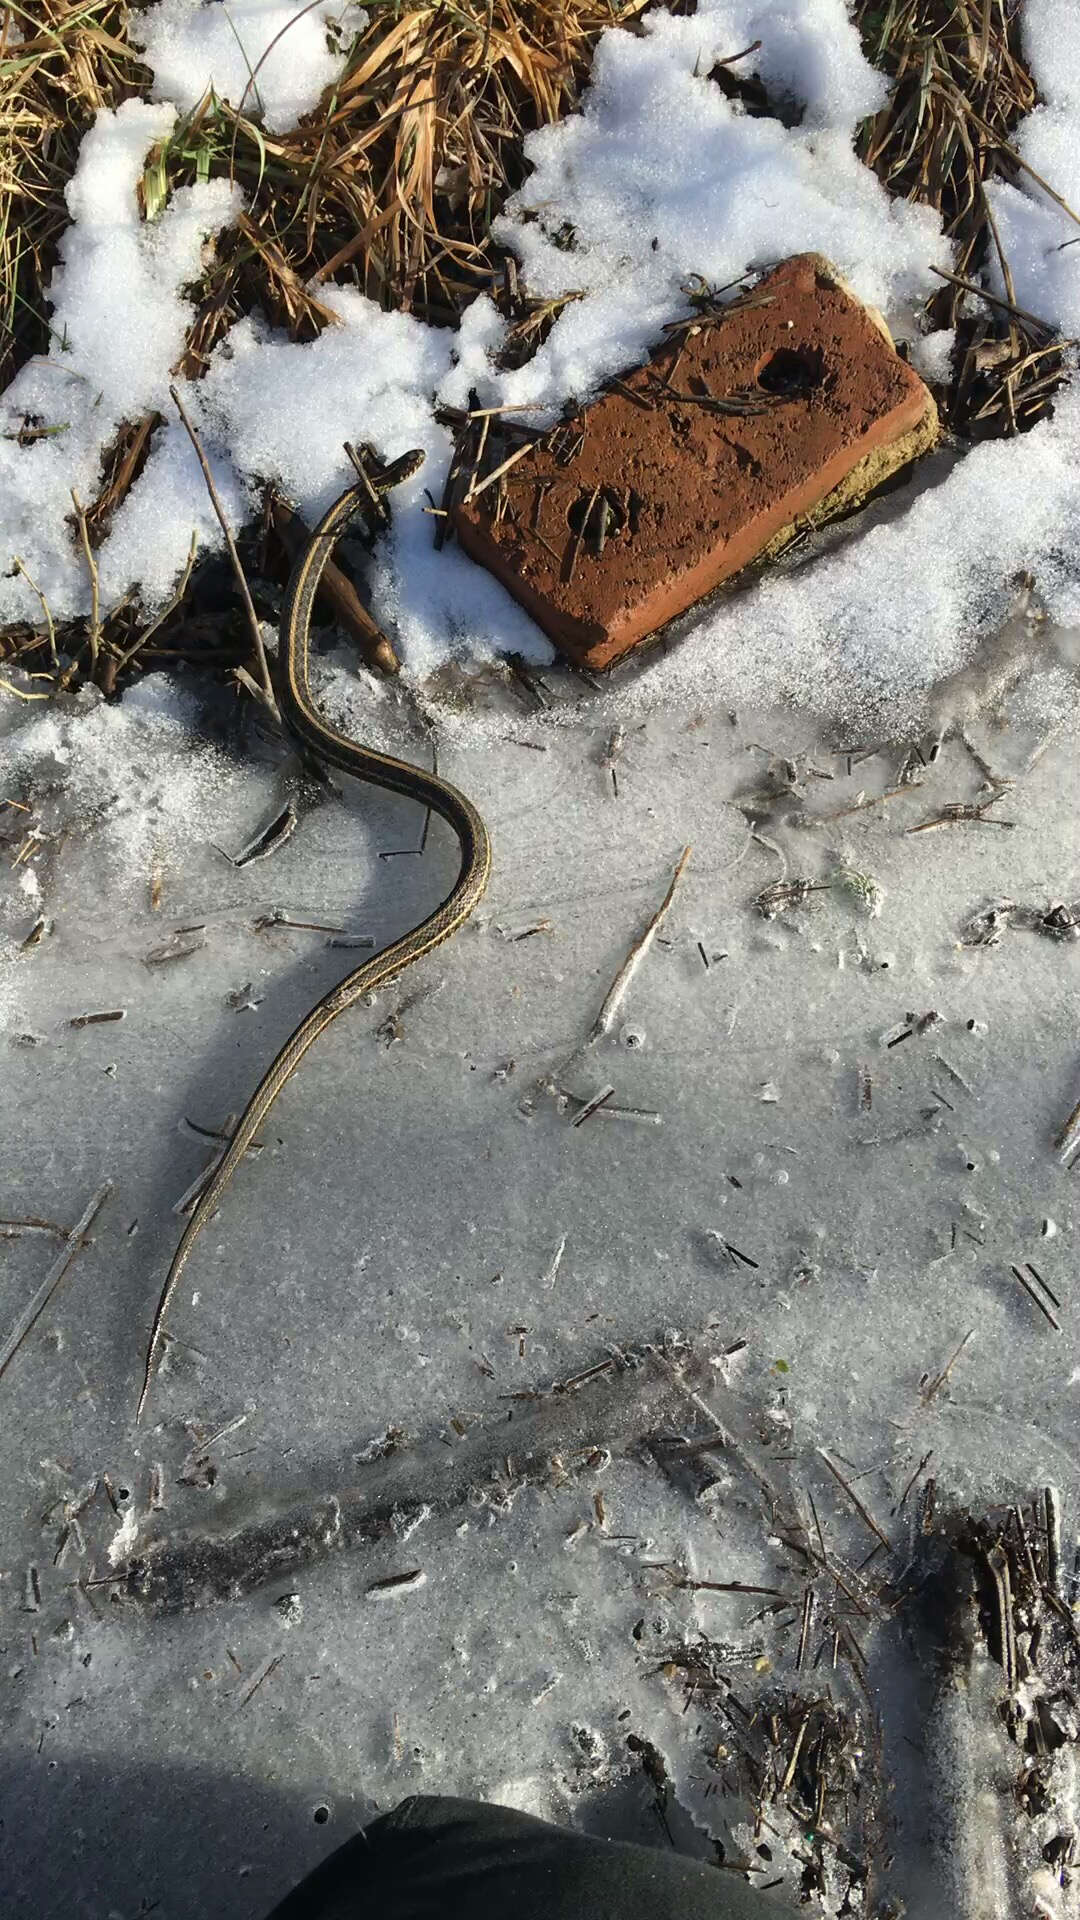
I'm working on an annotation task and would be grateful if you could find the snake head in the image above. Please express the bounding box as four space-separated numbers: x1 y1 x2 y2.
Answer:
386 447 427 485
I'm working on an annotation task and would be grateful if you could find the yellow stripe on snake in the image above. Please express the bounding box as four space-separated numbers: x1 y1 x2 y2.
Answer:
137 450 492 1420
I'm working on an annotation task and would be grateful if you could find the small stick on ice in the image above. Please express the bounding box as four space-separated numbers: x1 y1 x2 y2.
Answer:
796 1587 815 1670
817 1449 892 1552
921 1332 975 1403
587 846 691 1044
0 1184 111 1382
905 794 1016 833
570 1085 615 1128
169 385 277 715
955 728 1012 791
893 1451 934 1517
541 1235 568 1287
254 910 346 935
367 1569 426 1598
235 1652 284 1711
1010 1263 1061 1332
1045 1486 1063 1597
934 1054 973 1096
667 1576 793 1599
601 725 625 797
0 1217 68 1239
173 1115 260 1217
1055 1079 1080 1162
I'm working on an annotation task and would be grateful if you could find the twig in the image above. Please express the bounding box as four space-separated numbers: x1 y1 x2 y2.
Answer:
906 796 1015 833
219 802 298 869
781 1712 812 1795
928 266 1055 335
587 846 691 1044
1010 1264 1061 1332
817 1449 892 1552
463 438 536 503
234 1652 283 1711
921 1331 975 1403
0 1217 68 1239
0 1185 111 1381
11 559 58 668
541 1236 568 1287
367 1568 426 1598
1055 1082 1080 1162
111 532 198 673
69 490 100 674
564 483 599 584
1045 1487 1063 1598
169 385 277 713
796 1588 815 1671
668 1577 793 1599
173 1114 260 1217
570 1085 615 1127
934 1054 974 1096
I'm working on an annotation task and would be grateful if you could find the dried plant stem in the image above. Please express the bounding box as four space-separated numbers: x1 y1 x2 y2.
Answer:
928 266 1053 336
169 385 277 714
112 532 199 673
588 846 691 1044
817 1448 892 1552
69 488 100 673
0 1184 112 1382
11 558 57 668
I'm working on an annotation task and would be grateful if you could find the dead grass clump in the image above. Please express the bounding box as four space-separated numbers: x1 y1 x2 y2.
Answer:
854 0 1080 437
141 0 645 373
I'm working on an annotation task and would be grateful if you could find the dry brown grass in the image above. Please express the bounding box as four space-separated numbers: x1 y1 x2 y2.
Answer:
2 0 645 395
0 0 644 686
150 0 648 371
854 0 1080 435
4 0 1080 693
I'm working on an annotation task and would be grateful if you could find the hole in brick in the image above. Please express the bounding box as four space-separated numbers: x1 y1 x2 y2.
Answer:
755 346 822 395
566 486 629 541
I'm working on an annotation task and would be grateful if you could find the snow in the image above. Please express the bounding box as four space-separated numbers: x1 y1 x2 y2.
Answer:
132 0 367 133
1 676 238 890
0 100 243 621
3 0 1080 734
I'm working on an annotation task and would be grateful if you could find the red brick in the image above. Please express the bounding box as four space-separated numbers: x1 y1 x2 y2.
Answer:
452 255 938 670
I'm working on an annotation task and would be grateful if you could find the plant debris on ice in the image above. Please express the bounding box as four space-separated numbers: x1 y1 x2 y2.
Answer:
2 3 1080 1917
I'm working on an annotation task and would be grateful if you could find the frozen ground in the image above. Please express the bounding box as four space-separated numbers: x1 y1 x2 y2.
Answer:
2 654 1079 1916
4 0 1080 1914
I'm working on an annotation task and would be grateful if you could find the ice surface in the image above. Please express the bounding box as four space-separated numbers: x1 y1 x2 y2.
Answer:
2 664 1079 1912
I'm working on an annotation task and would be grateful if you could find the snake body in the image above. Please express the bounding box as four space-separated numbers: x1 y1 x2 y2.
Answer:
137 451 492 1420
